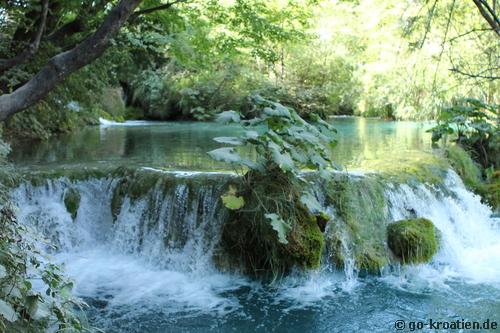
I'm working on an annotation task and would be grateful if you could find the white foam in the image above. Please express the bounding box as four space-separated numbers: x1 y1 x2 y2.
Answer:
99 118 155 127
386 171 500 286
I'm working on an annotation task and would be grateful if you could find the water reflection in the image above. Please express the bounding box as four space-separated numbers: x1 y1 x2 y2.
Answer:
9 118 436 172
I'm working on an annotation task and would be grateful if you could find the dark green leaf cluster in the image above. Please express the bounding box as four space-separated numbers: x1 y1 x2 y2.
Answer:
209 96 336 244
0 207 88 333
209 95 337 176
429 98 499 168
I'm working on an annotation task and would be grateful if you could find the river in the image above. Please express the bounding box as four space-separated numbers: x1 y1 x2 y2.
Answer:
8 118 500 332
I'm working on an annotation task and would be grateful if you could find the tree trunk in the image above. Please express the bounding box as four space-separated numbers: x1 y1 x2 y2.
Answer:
0 0 142 121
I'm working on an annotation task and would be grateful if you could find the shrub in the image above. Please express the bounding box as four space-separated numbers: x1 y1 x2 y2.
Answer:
209 96 337 278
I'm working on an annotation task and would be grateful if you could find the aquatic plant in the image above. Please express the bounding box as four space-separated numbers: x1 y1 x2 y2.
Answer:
430 98 499 169
208 96 337 278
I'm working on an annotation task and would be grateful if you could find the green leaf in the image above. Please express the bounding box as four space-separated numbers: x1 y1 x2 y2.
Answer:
207 147 242 164
300 192 322 214
0 299 18 322
221 185 245 210
216 110 240 124
268 141 294 171
222 194 245 210
221 194 245 210
263 104 291 118
0 264 6 280
244 130 260 140
213 136 243 145
265 213 291 244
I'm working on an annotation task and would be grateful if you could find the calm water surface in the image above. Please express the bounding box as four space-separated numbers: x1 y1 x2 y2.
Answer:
9 117 435 172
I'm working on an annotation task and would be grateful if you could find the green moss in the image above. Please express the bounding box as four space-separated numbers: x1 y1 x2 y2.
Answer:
125 106 144 120
217 171 325 279
287 213 325 269
387 218 438 264
375 154 450 186
444 145 499 211
21 167 112 185
355 244 388 275
63 188 81 220
445 145 482 189
109 168 163 220
482 173 500 212
101 87 126 119
323 174 390 273
99 110 114 120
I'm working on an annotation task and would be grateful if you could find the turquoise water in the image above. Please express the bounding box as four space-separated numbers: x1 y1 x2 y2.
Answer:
9 117 435 172
9 118 500 333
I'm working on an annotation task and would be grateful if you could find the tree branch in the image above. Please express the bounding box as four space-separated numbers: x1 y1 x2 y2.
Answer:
0 0 49 74
130 0 186 21
450 67 500 80
0 0 143 121
44 18 86 43
448 28 491 42
472 0 500 37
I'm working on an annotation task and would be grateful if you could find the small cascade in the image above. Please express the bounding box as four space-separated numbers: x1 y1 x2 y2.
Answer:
385 171 500 285
8 167 500 327
11 170 248 317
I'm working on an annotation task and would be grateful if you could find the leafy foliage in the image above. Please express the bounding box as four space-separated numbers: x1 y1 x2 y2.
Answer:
0 207 88 333
221 185 245 210
430 98 499 168
209 96 336 246
209 96 337 178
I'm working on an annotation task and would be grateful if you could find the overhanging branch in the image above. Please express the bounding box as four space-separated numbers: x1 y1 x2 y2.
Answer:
450 67 500 80
130 0 186 21
472 0 500 37
0 0 143 121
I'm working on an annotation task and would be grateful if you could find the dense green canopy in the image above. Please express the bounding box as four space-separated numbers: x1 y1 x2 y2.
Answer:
0 0 497 139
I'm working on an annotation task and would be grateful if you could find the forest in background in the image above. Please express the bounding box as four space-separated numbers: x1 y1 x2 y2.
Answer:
0 0 498 140
0 1 498 331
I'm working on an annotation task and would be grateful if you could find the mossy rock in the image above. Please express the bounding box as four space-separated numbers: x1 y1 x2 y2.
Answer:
445 145 482 189
482 174 500 213
445 145 499 211
387 218 438 264
322 174 390 274
63 188 81 220
355 245 388 275
217 170 325 279
109 168 165 220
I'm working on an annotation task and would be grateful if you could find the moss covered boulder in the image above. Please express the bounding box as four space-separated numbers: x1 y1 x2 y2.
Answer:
387 218 438 264
322 174 389 275
217 171 325 279
63 188 81 220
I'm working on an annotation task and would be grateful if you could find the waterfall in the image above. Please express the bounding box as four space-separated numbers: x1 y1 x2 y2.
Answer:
385 171 500 285
11 172 248 317
9 168 500 322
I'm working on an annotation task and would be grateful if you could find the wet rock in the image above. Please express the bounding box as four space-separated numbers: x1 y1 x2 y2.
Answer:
387 218 438 264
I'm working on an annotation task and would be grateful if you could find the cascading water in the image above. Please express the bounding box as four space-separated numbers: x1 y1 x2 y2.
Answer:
10 168 500 332
385 171 500 286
